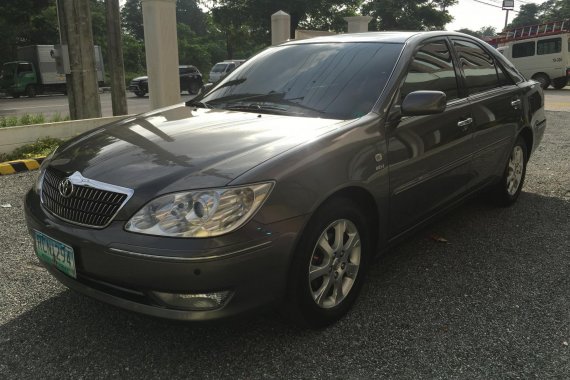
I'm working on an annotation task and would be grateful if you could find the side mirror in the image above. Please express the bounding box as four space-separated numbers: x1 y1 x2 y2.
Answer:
401 91 446 116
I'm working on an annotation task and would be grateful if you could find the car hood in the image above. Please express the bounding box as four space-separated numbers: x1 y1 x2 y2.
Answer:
50 104 350 196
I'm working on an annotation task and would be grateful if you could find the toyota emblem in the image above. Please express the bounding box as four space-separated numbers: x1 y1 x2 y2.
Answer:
58 178 75 198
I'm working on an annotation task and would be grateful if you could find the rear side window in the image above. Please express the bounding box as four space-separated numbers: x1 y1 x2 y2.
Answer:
452 39 499 94
537 38 562 55
400 40 459 102
512 41 535 58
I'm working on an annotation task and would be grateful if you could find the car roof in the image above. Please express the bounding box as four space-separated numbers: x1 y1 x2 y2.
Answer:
283 31 481 45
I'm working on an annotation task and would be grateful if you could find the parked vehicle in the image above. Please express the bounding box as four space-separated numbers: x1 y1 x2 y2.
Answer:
492 20 570 89
128 65 203 97
25 31 546 328
208 60 245 83
0 45 104 98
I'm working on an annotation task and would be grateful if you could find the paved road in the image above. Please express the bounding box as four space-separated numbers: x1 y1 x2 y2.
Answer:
1 87 569 120
0 92 197 120
0 112 569 378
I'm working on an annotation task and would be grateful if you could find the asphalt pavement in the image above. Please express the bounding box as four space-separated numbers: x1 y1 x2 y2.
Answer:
0 112 569 379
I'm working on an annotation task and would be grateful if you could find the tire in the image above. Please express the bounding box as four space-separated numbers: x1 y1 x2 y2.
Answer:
26 85 37 98
532 73 550 90
189 82 201 95
12 93 20 99
491 136 528 207
552 77 568 90
134 90 146 98
284 197 371 328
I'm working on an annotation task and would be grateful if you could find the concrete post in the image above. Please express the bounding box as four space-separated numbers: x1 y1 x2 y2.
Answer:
142 0 180 110
105 0 128 116
344 16 373 33
271 11 290 45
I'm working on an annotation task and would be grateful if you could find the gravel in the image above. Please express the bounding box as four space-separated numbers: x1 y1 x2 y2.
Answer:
1 111 569 379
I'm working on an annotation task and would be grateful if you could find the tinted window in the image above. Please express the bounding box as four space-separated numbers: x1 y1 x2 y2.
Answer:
227 63 236 72
401 40 458 102
452 39 499 94
211 63 227 73
537 38 562 55
202 42 404 120
512 41 535 58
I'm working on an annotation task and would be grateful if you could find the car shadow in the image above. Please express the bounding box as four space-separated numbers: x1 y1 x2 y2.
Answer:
2 191 569 378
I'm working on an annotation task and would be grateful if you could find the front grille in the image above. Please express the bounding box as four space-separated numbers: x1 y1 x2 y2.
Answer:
42 168 128 228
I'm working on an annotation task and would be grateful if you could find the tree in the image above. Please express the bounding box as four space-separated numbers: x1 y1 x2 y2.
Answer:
508 3 541 29
362 0 457 31
455 26 496 39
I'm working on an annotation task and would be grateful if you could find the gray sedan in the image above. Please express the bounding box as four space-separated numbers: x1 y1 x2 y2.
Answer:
24 31 546 328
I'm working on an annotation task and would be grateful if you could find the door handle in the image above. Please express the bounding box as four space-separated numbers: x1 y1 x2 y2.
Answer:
511 99 522 109
457 117 473 131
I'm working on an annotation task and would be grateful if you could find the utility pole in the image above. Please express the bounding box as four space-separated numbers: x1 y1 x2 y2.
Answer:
55 0 76 119
502 0 515 30
105 0 128 116
59 0 102 120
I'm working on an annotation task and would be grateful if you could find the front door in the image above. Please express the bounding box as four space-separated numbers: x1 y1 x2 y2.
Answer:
387 39 474 236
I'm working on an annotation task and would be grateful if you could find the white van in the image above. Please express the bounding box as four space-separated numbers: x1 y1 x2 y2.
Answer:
208 60 245 83
496 32 570 89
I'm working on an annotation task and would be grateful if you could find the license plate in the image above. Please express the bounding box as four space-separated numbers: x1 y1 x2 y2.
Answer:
34 230 76 279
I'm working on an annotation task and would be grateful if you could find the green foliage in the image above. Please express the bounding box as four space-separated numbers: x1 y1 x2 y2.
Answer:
508 0 570 30
0 113 69 128
363 0 457 31
0 137 63 162
456 26 496 38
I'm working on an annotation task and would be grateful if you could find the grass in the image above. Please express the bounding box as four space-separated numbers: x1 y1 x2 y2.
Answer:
0 113 70 128
0 137 63 162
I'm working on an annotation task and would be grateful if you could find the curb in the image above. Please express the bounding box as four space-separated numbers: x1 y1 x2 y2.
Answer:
0 157 45 175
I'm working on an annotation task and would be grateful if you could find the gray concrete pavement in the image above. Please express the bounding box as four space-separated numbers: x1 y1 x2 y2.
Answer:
0 111 568 378
0 92 197 120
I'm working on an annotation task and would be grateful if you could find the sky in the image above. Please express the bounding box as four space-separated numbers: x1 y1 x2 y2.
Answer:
446 0 546 32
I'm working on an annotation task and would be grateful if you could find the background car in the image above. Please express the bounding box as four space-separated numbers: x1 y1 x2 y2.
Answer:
128 65 203 97
208 60 245 83
26 32 546 328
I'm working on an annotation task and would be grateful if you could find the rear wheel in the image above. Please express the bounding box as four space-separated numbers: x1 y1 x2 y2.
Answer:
552 77 568 90
532 73 550 89
134 90 146 98
285 198 371 328
491 136 528 207
26 85 37 98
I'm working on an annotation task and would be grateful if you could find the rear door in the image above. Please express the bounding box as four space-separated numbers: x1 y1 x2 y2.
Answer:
450 38 524 186
387 38 475 235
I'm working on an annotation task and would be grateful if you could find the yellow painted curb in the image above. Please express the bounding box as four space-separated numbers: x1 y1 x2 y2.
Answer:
0 158 45 175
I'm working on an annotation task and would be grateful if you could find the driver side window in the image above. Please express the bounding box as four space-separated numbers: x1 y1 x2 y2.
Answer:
400 40 459 102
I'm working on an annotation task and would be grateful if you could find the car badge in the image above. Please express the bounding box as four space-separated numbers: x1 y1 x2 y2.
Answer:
58 178 75 198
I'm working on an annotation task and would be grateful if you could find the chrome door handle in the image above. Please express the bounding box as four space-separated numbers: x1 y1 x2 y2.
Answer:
511 99 522 108
457 118 473 129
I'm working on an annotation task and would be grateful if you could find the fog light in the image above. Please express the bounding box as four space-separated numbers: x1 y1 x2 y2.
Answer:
152 290 231 311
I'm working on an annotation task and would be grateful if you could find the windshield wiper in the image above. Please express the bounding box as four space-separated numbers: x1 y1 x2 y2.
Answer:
185 99 209 109
223 103 292 115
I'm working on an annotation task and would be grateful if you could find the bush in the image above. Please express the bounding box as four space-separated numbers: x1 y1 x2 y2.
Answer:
0 137 63 162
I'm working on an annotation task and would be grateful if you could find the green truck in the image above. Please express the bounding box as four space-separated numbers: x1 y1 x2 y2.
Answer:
0 45 104 98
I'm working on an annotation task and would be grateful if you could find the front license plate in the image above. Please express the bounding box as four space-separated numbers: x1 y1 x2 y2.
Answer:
34 230 76 279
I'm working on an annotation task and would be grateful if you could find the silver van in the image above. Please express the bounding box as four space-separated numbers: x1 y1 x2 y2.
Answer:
208 60 245 83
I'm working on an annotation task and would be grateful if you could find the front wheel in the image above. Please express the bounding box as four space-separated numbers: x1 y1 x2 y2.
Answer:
285 198 371 328
26 85 37 98
491 136 528 206
189 82 201 95
532 73 550 89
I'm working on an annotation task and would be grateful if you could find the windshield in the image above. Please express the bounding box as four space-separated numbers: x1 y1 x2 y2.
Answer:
200 42 403 119
211 63 228 73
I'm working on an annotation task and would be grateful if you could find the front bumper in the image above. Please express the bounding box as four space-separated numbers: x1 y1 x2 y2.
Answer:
24 189 306 321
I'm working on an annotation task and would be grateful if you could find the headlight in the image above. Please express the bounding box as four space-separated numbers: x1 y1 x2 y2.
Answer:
125 182 273 238
34 147 58 194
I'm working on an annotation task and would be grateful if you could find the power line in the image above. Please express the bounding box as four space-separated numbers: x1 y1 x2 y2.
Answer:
469 0 520 13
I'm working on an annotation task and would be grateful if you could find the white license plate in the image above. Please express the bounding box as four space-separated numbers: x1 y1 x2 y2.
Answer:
34 230 76 279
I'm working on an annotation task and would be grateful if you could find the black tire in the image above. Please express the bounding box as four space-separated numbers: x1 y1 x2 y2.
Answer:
189 82 201 95
552 77 568 90
12 93 20 99
284 197 371 328
491 136 528 207
134 90 146 98
532 73 550 89
26 85 37 98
